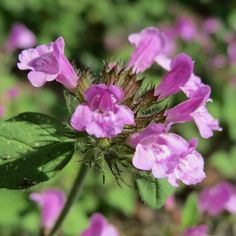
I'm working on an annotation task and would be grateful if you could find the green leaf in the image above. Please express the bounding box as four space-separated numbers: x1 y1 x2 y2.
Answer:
0 112 75 189
181 193 199 228
136 177 175 209
210 147 236 178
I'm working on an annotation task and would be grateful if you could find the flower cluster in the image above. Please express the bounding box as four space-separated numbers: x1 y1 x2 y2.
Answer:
17 26 221 188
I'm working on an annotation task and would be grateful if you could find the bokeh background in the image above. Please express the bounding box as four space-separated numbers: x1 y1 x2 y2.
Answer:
1 0 236 235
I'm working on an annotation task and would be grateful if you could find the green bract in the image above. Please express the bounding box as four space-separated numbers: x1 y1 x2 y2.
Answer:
136 176 175 209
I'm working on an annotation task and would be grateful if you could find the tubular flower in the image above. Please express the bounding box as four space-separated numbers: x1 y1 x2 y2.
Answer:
30 189 65 231
154 53 194 99
4 23 36 52
128 124 205 187
17 37 79 90
127 27 166 73
181 74 222 138
155 52 222 138
71 84 135 138
81 213 119 236
165 85 211 124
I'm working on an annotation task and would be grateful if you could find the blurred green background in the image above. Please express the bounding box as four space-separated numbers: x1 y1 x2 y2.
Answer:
1 0 236 235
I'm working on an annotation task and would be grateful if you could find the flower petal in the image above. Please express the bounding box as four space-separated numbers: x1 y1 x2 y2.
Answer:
70 105 92 132
128 27 166 73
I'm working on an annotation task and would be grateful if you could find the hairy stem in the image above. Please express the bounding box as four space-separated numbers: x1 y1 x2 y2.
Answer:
48 163 89 236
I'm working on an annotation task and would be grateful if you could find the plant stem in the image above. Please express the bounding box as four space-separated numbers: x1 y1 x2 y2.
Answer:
48 163 89 236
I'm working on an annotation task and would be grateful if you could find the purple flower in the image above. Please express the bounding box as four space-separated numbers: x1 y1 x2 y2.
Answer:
154 53 194 99
71 84 135 138
17 37 79 90
128 124 205 187
203 17 221 34
30 189 65 230
166 85 211 124
4 23 36 52
163 69 222 138
127 27 166 73
181 74 205 98
199 182 236 216
182 75 222 138
154 51 222 138
184 225 208 236
81 213 119 236
175 16 198 42
192 106 222 138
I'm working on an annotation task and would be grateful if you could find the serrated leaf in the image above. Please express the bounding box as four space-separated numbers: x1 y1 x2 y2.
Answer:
181 193 199 228
0 112 75 189
136 177 175 209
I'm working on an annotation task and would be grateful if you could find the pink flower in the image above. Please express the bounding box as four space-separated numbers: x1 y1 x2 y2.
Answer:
4 23 36 52
192 106 222 138
154 53 194 99
157 56 222 139
181 74 205 98
17 37 79 90
181 75 222 138
71 84 135 138
128 124 205 187
175 16 198 42
30 189 65 230
127 27 166 73
203 17 221 34
165 196 175 211
166 85 211 124
81 213 119 236
184 225 208 236
199 182 236 216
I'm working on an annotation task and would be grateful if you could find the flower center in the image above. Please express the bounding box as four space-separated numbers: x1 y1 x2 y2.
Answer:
29 52 59 74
